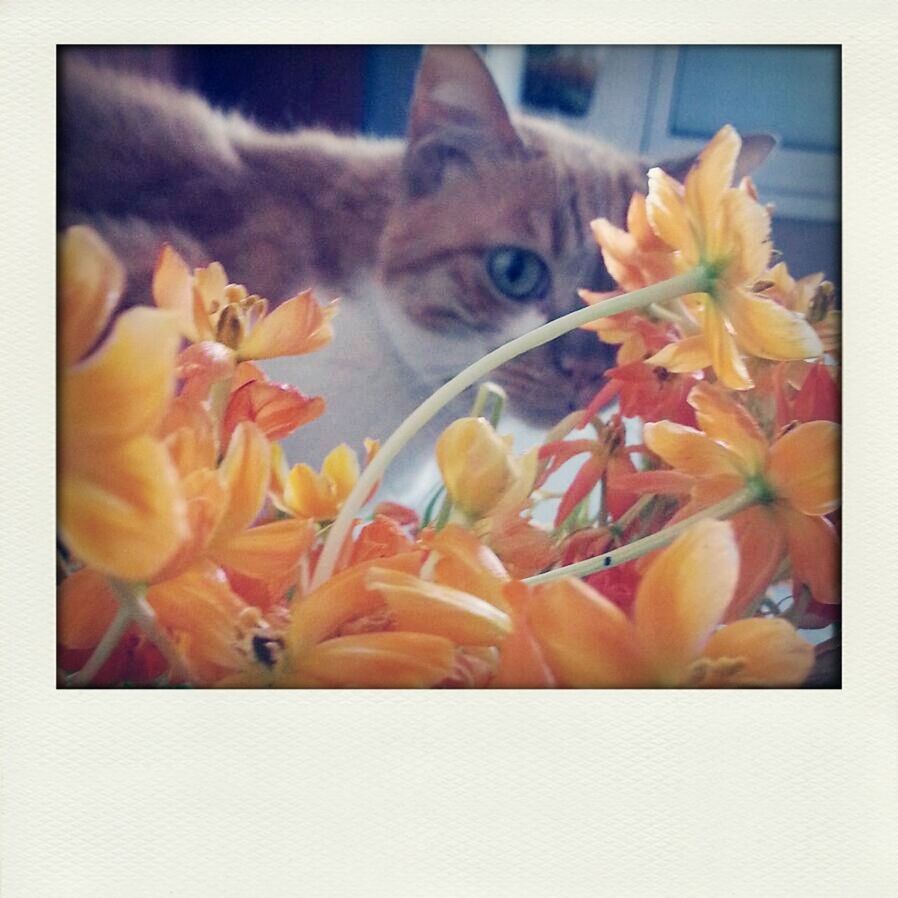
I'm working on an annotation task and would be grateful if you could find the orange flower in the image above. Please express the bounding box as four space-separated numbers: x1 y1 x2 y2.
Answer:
644 126 822 389
58 227 188 581
153 246 336 360
527 520 814 687
626 382 839 613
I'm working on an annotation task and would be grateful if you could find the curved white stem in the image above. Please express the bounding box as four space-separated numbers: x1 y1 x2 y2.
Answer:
312 267 709 589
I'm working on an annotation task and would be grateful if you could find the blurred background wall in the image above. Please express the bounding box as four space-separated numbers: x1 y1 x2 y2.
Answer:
63 44 839 289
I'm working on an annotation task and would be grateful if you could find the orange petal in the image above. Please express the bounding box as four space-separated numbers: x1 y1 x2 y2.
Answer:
646 335 713 373
223 379 325 446
62 307 182 449
687 382 768 472
644 421 742 477
724 288 823 361
152 245 199 341
210 517 316 583
703 299 753 390
718 188 771 283
700 617 814 687
633 519 738 685
491 580 555 687
212 422 270 543
425 524 509 608
527 578 646 687
349 516 416 566
290 632 456 688
237 290 336 360
646 168 697 262
60 226 125 366
59 436 188 582
366 567 512 646
724 506 787 620
147 561 250 683
58 568 118 650
767 421 840 515
285 552 424 652
779 507 840 604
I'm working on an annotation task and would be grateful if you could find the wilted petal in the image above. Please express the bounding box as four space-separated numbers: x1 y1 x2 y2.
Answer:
367 567 512 646
725 288 823 361
212 422 270 543
60 226 125 366
237 290 336 360
633 519 739 685
700 618 814 687
285 552 424 652
687 382 767 472
63 307 182 448
528 578 646 687
767 421 840 515
223 378 325 446
778 507 840 604
644 421 742 477
58 568 118 650
290 632 456 688
60 435 188 582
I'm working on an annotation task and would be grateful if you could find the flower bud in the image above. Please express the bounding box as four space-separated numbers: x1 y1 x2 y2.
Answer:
436 417 520 519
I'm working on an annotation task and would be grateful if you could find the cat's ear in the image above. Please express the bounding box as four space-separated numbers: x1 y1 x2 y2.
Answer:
404 46 524 195
649 133 778 184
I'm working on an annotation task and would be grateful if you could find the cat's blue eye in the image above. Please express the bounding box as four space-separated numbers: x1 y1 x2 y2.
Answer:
485 246 550 302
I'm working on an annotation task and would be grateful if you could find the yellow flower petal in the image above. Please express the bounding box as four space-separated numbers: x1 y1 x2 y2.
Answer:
724 287 823 361
321 443 360 502
237 290 336 361
633 519 739 685
700 618 814 687
152 245 200 341
366 567 512 646
59 435 188 582
60 226 125 366
703 298 753 390
644 421 743 477
687 382 767 473
767 421 840 515
719 188 771 283
527 578 646 687
684 125 741 251
290 632 457 688
646 334 713 373
212 422 270 543
63 307 182 449
646 167 698 263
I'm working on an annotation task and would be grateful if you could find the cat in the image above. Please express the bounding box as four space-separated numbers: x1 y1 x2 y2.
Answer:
59 46 773 499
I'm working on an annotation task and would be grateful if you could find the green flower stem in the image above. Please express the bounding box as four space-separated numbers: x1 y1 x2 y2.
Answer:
69 580 189 687
312 266 711 590
523 484 758 586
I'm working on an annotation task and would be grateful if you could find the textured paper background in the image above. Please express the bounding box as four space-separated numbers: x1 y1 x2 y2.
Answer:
2 1 896 895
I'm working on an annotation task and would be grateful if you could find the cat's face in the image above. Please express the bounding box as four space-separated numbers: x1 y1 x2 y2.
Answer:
375 47 641 423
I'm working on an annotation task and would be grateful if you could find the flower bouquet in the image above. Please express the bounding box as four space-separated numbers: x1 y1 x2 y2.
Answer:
58 126 840 688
